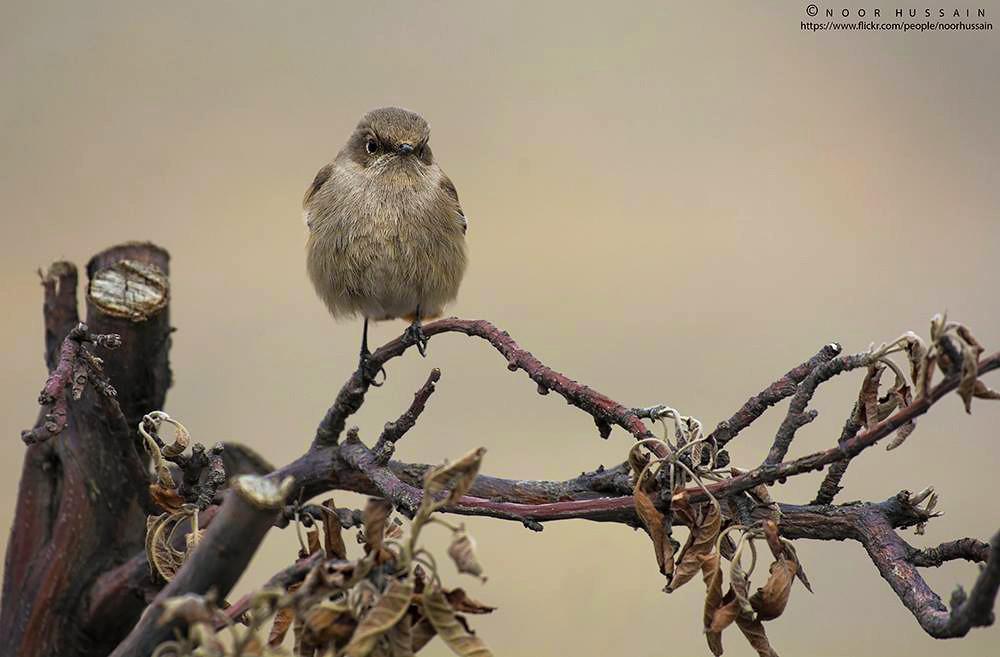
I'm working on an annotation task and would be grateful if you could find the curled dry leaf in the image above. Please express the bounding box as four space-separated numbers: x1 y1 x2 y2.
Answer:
145 509 196 581
345 578 415 657
421 585 494 657
303 602 356 654
633 479 675 578
383 614 415 657
149 483 185 513
749 558 797 621
422 447 486 510
666 493 721 593
859 363 885 431
702 552 726 656
322 499 348 560
444 588 496 615
362 498 393 559
411 617 437 653
448 527 487 581
735 615 778 657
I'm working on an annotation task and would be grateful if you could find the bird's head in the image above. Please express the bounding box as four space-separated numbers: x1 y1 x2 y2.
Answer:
347 107 433 171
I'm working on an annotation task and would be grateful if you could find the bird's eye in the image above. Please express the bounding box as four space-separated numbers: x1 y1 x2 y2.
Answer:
365 139 378 155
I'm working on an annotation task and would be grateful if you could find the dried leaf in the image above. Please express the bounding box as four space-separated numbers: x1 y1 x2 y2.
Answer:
421 585 494 657
385 614 415 657
448 528 486 581
886 383 916 451
303 603 356 653
730 541 755 614
735 615 778 657
858 363 885 431
778 540 812 593
411 617 437 653
362 498 393 558
422 448 486 509
666 494 721 592
702 552 725 656
956 337 980 413
149 483 185 513
634 482 675 578
322 499 348 559
145 510 194 581
973 380 1000 400
749 558 797 621
444 589 496 615
345 578 415 657
268 606 295 647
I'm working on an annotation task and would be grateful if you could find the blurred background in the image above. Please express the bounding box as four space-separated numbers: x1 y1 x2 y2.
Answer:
2 1 999 655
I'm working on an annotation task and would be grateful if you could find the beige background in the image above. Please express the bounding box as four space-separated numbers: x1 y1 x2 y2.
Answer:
2 1 999 655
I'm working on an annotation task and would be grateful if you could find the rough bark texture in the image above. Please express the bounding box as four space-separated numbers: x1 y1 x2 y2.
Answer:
3 244 171 657
2 244 998 657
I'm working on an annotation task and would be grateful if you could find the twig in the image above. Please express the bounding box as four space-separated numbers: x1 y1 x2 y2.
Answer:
373 368 441 463
708 342 842 448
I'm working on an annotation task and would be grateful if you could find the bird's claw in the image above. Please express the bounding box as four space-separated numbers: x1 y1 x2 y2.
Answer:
358 350 387 387
405 323 429 357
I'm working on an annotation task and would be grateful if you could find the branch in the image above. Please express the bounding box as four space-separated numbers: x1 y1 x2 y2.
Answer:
708 342 842 448
313 318 655 448
109 476 294 657
373 368 440 463
858 511 999 638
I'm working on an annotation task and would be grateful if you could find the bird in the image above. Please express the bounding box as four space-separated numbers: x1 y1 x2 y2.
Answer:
303 107 468 380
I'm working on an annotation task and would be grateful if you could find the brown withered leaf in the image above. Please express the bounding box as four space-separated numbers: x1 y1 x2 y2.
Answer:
858 363 885 430
735 615 778 657
345 578 415 657
304 527 321 557
322 499 348 559
411 617 437 653
444 588 496 615
421 585 493 657
666 494 721 593
633 481 675 578
149 483 185 513
973 380 1000 400
702 552 725 656
303 603 356 654
730 541 755 614
749 558 797 621
145 510 194 582
362 498 393 558
268 606 295 647
956 335 982 414
448 528 486 581
886 382 916 451
777 540 812 593
423 447 486 508
384 614 415 657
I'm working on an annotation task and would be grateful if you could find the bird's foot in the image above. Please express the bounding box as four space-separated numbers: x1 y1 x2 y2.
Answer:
404 322 429 357
358 349 387 387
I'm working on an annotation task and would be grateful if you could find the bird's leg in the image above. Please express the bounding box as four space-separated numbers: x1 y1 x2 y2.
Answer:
358 317 386 386
404 306 429 357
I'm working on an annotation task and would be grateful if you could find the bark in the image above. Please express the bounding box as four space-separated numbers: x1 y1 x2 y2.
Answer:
2 244 171 657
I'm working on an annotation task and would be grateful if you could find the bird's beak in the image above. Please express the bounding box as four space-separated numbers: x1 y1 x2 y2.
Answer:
398 143 414 155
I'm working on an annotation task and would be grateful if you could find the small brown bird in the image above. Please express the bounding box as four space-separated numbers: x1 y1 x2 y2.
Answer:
304 107 468 374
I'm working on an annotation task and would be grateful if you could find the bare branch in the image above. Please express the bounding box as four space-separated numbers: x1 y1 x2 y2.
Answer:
373 368 441 463
708 342 842 448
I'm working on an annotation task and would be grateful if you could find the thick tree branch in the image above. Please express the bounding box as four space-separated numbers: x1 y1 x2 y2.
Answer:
858 511 999 638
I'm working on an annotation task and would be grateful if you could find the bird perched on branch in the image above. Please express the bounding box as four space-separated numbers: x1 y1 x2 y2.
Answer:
304 107 468 379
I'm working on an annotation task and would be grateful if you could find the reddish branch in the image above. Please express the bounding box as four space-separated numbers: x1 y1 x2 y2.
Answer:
4 245 999 657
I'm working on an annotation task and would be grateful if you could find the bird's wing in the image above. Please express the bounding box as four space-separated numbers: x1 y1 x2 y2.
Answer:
303 164 333 210
440 174 468 234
